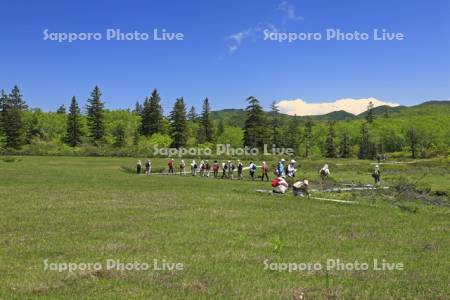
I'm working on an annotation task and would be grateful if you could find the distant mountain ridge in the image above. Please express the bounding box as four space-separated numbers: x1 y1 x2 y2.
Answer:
211 100 450 126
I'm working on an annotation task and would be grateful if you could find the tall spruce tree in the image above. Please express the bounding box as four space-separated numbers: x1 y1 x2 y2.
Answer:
304 117 313 157
140 97 151 135
0 90 6 133
3 86 27 149
324 121 337 158
243 96 267 149
169 98 188 148
339 132 351 158
65 96 83 147
147 89 164 135
86 86 105 143
358 123 375 159
188 106 198 121
270 101 282 147
199 97 214 143
286 115 301 154
56 105 66 114
366 101 374 123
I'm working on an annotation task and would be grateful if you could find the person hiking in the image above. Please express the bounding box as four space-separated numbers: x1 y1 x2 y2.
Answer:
228 160 235 179
205 160 211 177
237 160 244 180
261 161 270 181
249 162 257 181
319 164 330 181
276 159 285 177
168 158 174 175
292 179 309 197
372 165 381 185
221 161 228 179
191 160 198 176
272 176 289 194
287 160 296 177
136 160 142 174
199 160 205 177
145 159 152 176
213 160 219 178
179 160 186 176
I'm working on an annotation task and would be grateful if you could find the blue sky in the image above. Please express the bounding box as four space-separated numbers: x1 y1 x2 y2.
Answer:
0 0 449 113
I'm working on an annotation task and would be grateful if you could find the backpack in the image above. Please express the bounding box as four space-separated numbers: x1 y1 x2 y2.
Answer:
271 178 280 187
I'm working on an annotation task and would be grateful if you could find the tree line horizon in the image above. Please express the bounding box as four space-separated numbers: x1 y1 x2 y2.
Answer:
0 85 447 159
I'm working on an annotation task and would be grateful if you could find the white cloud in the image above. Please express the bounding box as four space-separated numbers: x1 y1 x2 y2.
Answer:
277 97 400 116
278 1 303 21
226 23 278 53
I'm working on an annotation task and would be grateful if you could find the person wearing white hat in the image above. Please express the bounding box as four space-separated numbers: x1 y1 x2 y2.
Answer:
372 164 381 185
272 175 289 194
293 179 309 197
191 160 197 176
287 160 296 177
319 164 330 181
136 160 142 174
179 160 186 176
228 160 235 179
276 159 285 177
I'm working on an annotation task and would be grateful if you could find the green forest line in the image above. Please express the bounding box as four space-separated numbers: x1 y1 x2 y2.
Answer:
1 85 449 158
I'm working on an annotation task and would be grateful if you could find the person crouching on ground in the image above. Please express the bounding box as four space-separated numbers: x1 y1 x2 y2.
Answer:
293 179 309 197
145 159 151 175
287 160 296 177
237 160 243 180
261 161 270 181
249 161 257 181
179 160 186 176
272 176 289 194
136 160 142 174
372 165 381 185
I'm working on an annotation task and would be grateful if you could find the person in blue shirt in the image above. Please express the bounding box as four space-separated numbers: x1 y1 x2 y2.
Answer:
276 158 286 177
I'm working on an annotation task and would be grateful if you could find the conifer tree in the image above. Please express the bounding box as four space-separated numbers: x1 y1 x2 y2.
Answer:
339 132 351 158
324 121 337 158
86 86 105 143
286 115 300 154
56 105 66 114
170 98 188 148
270 101 282 147
199 97 214 143
358 123 375 159
304 117 313 157
188 105 198 121
243 96 267 149
3 86 27 149
140 89 164 136
366 101 374 123
65 96 83 147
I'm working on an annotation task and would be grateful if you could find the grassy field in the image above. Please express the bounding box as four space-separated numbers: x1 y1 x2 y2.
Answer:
0 156 449 299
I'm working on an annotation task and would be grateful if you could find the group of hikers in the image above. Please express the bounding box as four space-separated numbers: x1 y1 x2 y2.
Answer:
135 158 382 196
